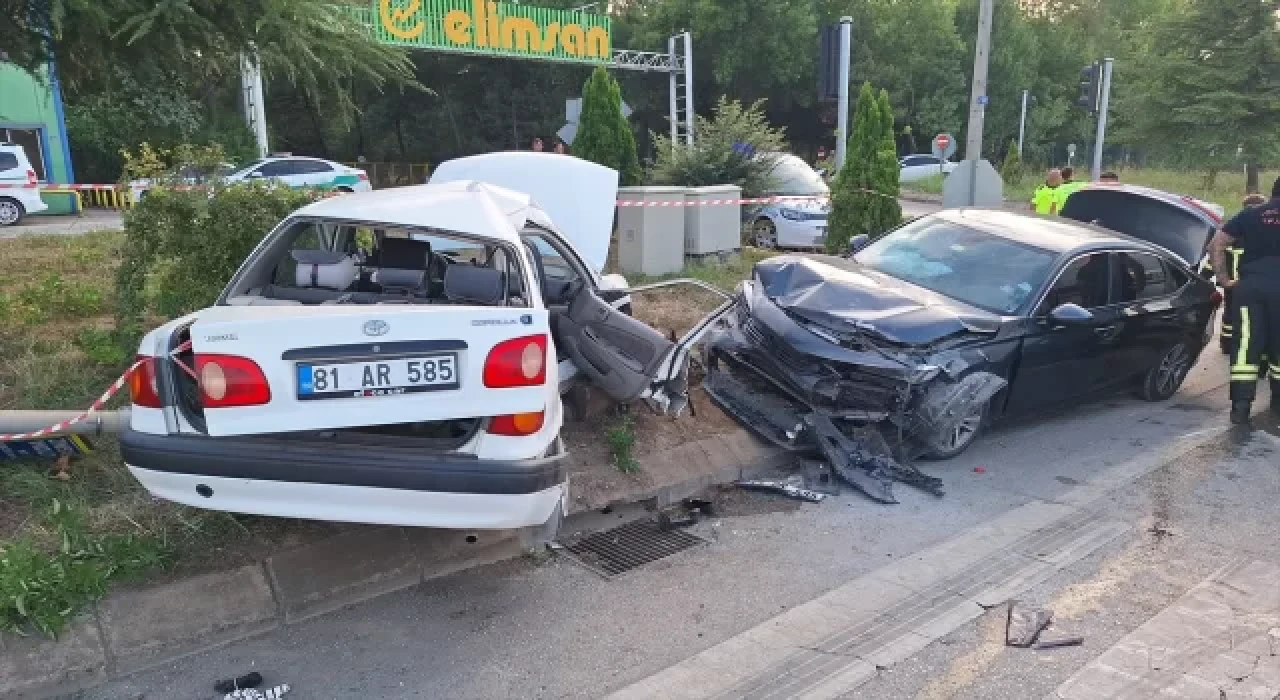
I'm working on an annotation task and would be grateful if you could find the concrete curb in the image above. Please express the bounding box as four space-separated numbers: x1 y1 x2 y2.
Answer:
0 429 788 698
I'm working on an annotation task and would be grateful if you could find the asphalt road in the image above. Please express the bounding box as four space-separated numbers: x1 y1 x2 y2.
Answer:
79 342 1265 699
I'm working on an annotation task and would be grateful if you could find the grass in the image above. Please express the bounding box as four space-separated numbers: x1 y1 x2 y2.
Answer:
902 166 1269 217
0 230 328 637
605 412 640 474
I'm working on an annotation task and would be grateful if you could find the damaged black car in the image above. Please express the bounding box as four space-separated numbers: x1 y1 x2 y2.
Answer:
705 209 1219 502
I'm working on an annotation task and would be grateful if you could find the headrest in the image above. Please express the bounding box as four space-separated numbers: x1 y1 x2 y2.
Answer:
444 265 506 305
379 237 432 270
291 250 357 290
375 268 427 291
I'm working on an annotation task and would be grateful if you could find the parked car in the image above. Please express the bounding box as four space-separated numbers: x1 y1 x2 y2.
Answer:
705 207 1220 499
223 156 372 193
0 142 48 226
129 162 238 202
119 153 706 538
899 154 957 183
747 153 831 249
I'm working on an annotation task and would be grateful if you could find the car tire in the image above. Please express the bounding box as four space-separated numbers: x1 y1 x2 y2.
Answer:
921 400 987 460
1139 341 1193 402
751 218 778 249
0 197 25 227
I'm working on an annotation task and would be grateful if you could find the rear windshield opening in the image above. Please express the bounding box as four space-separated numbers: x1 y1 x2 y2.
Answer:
224 221 530 308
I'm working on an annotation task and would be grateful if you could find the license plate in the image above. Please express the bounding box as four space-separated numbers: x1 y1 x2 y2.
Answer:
296 354 459 400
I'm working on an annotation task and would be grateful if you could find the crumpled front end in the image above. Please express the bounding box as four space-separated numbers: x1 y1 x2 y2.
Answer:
703 276 1007 502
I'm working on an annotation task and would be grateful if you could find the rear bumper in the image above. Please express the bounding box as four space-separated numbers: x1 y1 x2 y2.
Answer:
120 428 567 529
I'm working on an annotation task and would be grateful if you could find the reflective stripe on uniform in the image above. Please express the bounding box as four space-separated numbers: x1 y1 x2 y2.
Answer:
1233 306 1253 374
1227 248 1244 279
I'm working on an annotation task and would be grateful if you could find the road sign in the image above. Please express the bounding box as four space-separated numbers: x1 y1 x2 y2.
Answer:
1067 143 1077 157
932 133 957 161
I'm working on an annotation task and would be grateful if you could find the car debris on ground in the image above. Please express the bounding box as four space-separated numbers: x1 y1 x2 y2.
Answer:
735 476 828 503
1006 601 1054 647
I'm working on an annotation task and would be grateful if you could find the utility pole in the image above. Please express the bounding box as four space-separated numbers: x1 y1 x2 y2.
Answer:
1090 57 1114 181
1017 89 1029 157
964 0 994 162
834 17 853 171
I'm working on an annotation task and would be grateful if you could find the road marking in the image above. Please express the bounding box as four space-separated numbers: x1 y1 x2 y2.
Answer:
608 419 1233 700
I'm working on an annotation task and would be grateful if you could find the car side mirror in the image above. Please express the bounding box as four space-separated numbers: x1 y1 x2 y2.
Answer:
848 234 871 254
1047 303 1095 326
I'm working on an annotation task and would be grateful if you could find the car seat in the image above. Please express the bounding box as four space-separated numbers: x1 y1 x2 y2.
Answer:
374 237 432 294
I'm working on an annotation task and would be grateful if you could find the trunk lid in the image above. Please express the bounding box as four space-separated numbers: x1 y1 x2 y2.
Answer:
1060 186 1219 266
189 305 550 437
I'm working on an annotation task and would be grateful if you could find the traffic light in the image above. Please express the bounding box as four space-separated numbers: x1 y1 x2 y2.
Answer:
818 24 842 102
1077 63 1101 113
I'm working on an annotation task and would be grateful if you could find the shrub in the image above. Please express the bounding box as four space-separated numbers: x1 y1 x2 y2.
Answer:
649 97 789 197
827 84 901 253
1001 140 1024 183
574 66 642 186
116 184 316 342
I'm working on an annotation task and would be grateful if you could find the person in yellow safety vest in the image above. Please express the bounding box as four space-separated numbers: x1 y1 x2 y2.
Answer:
1217 193 1269 355
1032 169 1063 215
1053 166 1087 212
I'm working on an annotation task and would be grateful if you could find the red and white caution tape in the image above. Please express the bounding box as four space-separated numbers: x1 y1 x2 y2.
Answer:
0 183 138 191
615 195 831 207
0 359 144 441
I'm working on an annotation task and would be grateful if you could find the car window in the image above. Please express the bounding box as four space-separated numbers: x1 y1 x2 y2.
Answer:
854 218 1058 314
1041 253 1111 311
0 153 19 172
258 160 297 177
295 160 334 174
764 154 829 196
1111 252 1176 303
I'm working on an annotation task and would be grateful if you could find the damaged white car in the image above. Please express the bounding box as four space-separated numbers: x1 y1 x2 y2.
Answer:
120 153 722 536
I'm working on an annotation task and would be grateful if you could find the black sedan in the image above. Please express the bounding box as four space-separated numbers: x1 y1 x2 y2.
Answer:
704 207 1221 476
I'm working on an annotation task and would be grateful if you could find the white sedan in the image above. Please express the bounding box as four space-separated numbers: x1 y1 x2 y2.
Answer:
120 153 721 539
224 156 372 192
899 154 957 183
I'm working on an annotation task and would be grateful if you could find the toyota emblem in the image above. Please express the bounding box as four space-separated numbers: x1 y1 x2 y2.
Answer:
363 320 389 337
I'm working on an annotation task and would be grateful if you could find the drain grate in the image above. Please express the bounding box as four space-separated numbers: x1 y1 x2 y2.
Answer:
562 519 706 577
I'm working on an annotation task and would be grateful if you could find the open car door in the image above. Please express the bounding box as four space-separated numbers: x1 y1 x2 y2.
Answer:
555 283 673 403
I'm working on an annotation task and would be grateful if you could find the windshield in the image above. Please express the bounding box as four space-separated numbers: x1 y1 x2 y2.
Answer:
855 217 1058 314
765 154 829 197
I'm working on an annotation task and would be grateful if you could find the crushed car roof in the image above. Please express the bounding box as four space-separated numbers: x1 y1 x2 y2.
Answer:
290 180 558 245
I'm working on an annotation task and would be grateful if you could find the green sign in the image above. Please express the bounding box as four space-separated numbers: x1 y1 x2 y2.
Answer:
353 0 612 63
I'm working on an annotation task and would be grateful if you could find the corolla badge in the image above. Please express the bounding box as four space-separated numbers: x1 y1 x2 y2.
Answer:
363 320 390 337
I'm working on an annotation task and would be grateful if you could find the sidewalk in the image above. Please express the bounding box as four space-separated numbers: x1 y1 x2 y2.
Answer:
1 210 123 238
0 427 788 697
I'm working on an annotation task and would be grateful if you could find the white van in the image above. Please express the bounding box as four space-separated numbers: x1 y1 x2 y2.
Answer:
0 143 48 226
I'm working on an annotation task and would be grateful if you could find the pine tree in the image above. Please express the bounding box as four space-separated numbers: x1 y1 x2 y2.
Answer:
1000 139 1023 183
572 66 641 186
828 83 902 253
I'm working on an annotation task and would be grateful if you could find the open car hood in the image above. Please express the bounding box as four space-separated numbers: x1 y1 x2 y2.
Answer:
430 152 619 273
754 255 1000 346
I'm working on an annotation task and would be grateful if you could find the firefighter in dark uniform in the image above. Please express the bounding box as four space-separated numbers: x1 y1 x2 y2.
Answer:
1216 194 1267 354
1211 177 1280 424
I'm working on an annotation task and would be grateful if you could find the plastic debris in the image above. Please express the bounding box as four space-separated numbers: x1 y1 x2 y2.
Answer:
736 477 827 503
215 672 263 694
1034 636 1084 649
973 466 986 473
1006 601 1053 647
224 686 290 700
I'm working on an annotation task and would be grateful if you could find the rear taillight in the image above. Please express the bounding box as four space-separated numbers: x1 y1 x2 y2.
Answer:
128 356 163 408
357 172 369 181
25 169 37 185
195 354 271 408
484 334 547 388
488 411 545 436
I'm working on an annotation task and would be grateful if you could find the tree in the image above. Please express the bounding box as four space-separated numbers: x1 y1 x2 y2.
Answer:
649 97 788 195
573 66 642 186
1001 139 1024 183
828 83 900 253
1117 0 1280 187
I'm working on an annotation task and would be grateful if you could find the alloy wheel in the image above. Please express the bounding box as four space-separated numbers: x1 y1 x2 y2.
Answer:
1155 343 1191 397
752 219 777 249
0 200 20 226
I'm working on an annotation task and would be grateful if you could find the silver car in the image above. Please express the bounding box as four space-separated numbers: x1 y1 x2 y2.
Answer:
746 153 830 249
